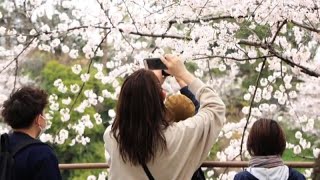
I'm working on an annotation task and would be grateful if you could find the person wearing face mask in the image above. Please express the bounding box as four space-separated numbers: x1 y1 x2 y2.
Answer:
1 86 62 180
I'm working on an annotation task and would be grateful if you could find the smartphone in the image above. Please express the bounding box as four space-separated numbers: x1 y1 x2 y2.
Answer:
143 58 168 70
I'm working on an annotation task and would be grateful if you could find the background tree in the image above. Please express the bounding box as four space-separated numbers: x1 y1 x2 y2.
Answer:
0 0 319 179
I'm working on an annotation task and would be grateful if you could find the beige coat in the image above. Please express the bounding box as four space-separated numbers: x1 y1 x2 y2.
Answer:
104 78 226 180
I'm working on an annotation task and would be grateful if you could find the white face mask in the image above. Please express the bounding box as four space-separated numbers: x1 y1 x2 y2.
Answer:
37 114 47 138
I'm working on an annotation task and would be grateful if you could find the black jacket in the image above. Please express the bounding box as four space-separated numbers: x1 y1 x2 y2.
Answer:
9 132 62 180
234 167 306 180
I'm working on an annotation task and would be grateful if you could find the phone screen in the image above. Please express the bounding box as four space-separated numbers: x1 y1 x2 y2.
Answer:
144 58 167 70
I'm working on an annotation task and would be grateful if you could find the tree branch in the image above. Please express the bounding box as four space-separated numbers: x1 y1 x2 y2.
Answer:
129 31 191 40
206 59 214 83
238 40 267 48
270 20 287 44
121 0 139 32
193 55 274 61
95 0 189 41
187 0 211 35
144 2 178 17
168 15 248 25
219 154 241 180
1 35 38 75
57 25 190 40
240 58 267 160
238 40 320 77
291 20 320 33
97 0 136 53
70 31 110 112
13 55 19 92
268 47 320 77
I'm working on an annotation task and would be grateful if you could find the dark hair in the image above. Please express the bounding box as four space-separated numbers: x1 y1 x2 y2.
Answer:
247 118 286 156
1 86 48 129
111 69 169 165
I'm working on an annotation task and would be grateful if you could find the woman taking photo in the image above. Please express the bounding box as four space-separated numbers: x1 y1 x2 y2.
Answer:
103 55 226 179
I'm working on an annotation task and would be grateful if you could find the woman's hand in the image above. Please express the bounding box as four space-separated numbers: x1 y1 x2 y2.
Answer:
160 54 195 85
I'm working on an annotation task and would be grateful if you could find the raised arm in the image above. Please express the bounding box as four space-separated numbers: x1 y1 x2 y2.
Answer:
161 55 226 174
176 78 200 112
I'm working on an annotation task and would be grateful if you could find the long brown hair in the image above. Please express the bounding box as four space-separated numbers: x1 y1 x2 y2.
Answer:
111 69 169 165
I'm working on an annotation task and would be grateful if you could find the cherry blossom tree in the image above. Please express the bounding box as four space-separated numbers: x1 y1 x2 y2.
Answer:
0 0 319 179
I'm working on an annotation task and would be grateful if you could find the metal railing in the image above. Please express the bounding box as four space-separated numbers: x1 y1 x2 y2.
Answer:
59 161 314 170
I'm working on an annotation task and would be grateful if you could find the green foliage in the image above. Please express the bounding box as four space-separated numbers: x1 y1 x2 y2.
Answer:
314 154 320 179
254 24 270 40
20 53 47 78
39 60 116 179
185 61 198 73
235 21 270 40
235 21 252 39
283 126 316 161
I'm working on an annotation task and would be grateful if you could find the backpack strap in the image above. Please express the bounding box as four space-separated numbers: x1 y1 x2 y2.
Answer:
191 168 206 180
141 162 155 180
288 167 292 176
0 133 10 153
9 134 45 156
0 133 46 180
0 133 15 180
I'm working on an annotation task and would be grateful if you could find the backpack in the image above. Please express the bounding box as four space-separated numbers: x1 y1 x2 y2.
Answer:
191 168 206 180
0 133 44 180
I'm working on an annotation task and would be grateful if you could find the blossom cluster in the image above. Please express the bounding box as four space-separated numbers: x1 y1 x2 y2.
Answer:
0 0 319 178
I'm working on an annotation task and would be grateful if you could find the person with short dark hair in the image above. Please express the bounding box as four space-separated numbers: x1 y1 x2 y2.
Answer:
1 86 62 180
234 118 305 180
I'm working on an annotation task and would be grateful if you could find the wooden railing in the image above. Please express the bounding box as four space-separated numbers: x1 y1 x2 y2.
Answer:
59 161 314 170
